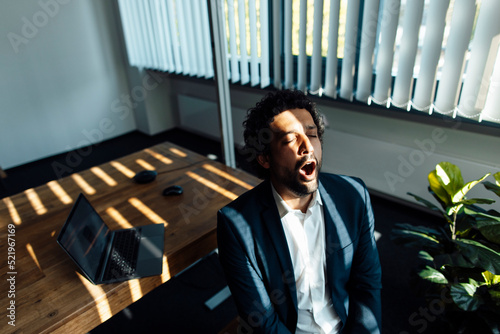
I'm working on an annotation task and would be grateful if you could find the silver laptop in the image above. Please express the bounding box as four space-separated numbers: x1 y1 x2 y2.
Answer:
57 193 164 284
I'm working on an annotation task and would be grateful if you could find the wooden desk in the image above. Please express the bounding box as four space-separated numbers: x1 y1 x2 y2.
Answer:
0 142 260 334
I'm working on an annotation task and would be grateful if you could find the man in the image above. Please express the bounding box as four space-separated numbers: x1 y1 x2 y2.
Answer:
217 90 381 333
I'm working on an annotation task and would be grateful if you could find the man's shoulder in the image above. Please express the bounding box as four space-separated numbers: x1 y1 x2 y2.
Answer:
219 179 269 212
217 180 273 233
319 172 366 191
319 173 370 206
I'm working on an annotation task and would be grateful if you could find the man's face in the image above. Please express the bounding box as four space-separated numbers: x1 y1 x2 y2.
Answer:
258 108 322 199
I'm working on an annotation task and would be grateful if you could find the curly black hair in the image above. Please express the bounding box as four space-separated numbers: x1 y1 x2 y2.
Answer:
241 89 324 179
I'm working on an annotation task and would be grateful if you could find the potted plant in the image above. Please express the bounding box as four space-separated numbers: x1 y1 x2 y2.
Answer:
391 162 500 333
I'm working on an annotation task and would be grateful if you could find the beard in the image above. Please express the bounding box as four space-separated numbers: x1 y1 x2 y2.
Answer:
270 154 322 197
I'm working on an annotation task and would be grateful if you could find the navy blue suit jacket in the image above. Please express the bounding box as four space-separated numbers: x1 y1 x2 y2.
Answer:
217 173 382 333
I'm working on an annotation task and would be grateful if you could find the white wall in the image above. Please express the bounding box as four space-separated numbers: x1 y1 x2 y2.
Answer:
0 0 137 169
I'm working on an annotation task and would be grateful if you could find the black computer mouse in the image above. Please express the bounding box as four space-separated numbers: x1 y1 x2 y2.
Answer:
133 170 157 184
162 185 183 196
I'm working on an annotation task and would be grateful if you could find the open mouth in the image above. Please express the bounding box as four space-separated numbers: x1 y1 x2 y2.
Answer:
299 160 316 178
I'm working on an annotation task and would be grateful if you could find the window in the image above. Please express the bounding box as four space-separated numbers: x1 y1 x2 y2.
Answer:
117 0 500 125
223 0 270 87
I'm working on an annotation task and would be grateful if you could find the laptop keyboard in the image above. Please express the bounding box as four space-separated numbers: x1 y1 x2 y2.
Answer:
103 229 141 281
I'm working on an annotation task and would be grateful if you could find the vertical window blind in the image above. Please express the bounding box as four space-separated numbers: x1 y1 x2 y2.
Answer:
118 0 214 77
117 0 500 125
117 0 269 86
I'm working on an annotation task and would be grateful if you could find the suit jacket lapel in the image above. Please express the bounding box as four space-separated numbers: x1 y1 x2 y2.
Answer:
319 180 352 252
258 180 298 311
319 179 351 324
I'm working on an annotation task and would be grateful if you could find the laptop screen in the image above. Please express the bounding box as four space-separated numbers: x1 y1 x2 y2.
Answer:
58 194 110 281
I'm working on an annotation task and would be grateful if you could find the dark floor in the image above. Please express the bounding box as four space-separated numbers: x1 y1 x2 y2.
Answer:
1 128 445 333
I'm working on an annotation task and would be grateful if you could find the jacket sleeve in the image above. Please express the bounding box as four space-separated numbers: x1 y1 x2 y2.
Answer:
343 181 382 334
217 208 292 334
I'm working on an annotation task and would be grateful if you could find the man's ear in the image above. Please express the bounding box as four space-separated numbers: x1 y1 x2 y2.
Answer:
257 154 270 169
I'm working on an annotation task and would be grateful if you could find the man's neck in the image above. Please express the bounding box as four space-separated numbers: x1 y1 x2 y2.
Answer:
271 182 313 213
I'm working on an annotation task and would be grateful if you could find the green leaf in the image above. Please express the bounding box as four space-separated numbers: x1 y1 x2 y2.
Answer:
435 162 464 200
418 250 434 262
407 192 443 212
392 223 444 236
429 170 452 207
391 227 444 253
476 219 500 245
494 172 500 187
468 277 480 286
455 198 496 206
450 283 483 311
428 187 449 211
482 271 500 286
433 252 475 269
418 265 448 284
452 173 490 203
483 180 500 197
464 207 500 221
455 239 500 274
455 214 476 235
488 209 500 217
489 290 500 307
446 198 495 216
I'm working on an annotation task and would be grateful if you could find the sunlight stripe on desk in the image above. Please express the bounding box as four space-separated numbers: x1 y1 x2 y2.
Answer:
2 197 21 225
185 171 238 200
26 243 42 272
90 167 117 187
128 279 143 302
71 174 96 195
77 272 112 322
136 159 155 171
25 188 47 215
145 148 173 165
110 161 135 178
169 147 187 157
105 207 133 229
161 254 172 283
47 180 72 205
128 197 168 226
202 164 253 190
